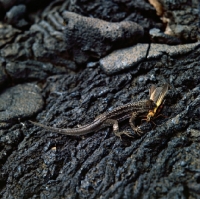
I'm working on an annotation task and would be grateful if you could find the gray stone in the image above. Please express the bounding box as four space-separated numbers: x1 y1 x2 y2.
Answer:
148 42 200 59
149 0 199 42
100 44 149 74
5 60 69 81
0 0 17 10
62 11 144 64
0 23 21 48
100 42 200 75
0 57 8 87
5 4 28 28
149 28 181 44
0 83 44 122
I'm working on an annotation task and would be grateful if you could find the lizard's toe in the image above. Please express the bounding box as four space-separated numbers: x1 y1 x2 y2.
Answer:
123 131 135 138
114 131 122 140
114 131 134 139
133 127 144 136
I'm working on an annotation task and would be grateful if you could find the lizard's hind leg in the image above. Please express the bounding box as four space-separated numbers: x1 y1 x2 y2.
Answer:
129 112 143 136
105 119 134 140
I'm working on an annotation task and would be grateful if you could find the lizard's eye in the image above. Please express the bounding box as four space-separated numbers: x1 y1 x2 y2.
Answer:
146 100 156 109
151 101 157 109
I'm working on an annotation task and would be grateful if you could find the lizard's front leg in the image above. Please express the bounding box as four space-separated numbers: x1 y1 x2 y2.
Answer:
129 112 143 136
104 119 134 139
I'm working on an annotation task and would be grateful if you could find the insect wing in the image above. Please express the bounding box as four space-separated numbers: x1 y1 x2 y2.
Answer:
149 84 156 97
146 84 169 121
155 84 168 107
150 86 163 104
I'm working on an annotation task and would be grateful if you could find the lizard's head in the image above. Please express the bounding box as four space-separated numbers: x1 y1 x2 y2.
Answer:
145 99 157 110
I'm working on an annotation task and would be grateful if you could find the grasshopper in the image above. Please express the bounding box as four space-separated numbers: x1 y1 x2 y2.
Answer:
146 84 169 122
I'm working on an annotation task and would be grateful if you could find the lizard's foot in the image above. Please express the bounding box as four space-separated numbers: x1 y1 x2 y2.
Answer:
133 126 144 136
114 131 134 140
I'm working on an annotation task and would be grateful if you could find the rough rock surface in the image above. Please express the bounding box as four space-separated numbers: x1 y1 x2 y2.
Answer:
0 83 44 124
0 0 199 199
100 41 200 74
100 44 149 74
0 10 144 77
149 0 199 42
0 23 21 48
0 46 200 198
149 28 181 44
148 41 200 58
5 4 29 28
62 11 144 64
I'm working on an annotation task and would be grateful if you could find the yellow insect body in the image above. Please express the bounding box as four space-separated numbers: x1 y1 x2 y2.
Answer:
147 84 169 121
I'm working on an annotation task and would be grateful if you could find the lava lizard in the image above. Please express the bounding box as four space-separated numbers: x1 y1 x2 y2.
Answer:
30 99 157 138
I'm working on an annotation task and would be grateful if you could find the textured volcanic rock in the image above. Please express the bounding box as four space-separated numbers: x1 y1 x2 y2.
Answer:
100 44 149 74
62 11 144 64
0 57 8 87
71 0 156 22
0 0 54 11
0 1 200 199
4 4 29 28
148 41 200 58
0 10 144 72
100 42 200 74
67 0 164 40
0 23 21 48
0 12 77 75
0 44 199 198
149 0 199 42
5 60 68 83
0 83 44 124
149 28 181 44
